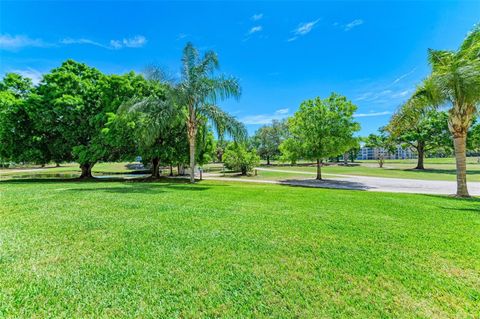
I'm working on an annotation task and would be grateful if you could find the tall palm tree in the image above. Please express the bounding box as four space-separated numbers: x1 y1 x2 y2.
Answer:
416 25 480 196
174 43 247 182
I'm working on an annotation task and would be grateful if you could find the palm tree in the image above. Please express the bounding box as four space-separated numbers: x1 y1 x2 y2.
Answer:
416 25 480 196
119 94 181 178
173 43 247 182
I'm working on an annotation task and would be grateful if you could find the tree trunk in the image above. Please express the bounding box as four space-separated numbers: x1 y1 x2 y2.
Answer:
189 135 196 183
177 164 181 175
170 165 173 176
55 163 61 167
79 163 94 179
415 142 425 170
187 115 197 183
316 158 322 180
267 156 270 165
343 152 348 165
152 157 160 178
241 166 247 175
453 135 469 197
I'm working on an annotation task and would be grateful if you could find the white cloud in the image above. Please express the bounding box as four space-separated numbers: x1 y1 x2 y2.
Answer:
62 36 146 49
288 19 320 41
248 26 263 35
241 108 290 125
110 35 147 49
0 34 50 50
3 34 148 51
251 13 263 21
354 111 391 118
294 19 320 35
10 68 43 85
344 19 364 31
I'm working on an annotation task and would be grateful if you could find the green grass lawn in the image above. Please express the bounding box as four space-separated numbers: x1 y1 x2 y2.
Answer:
1 179 479 317
251 157 480 182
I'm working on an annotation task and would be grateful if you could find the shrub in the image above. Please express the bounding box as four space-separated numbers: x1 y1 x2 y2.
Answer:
223 143 260 175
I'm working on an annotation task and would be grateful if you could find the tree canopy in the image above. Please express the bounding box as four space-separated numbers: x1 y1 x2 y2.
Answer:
287 93 360 179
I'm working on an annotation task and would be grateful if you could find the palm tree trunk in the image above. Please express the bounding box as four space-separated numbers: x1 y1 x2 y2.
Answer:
188 135 196 183
316 158 322 180
415 141 425 170
453 134 469 197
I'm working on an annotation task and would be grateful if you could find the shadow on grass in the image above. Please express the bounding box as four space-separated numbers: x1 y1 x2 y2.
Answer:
277 178 371 191
0 176 214 193
399 168 480 176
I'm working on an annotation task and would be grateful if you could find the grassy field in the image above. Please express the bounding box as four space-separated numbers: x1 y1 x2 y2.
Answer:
3 157 480 182
203 157 480 182
1 179 479 317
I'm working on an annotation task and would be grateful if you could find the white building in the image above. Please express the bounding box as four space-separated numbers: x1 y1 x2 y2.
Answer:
356 146 416 160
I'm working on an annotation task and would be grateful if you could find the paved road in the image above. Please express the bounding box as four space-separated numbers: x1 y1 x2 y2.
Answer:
202 168 480 196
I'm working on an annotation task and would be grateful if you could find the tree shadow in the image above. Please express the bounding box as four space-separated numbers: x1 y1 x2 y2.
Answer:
0 176 213 193
400 168 480 176
278 178 371 191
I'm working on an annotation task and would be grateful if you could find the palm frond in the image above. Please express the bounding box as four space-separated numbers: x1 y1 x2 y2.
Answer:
200 104 247 142
182 42 199 81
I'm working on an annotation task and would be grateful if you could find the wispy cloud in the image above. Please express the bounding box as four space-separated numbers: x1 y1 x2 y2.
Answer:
392 68 416 85
1 33 147 51
241 108 290 125
9 67 43 85
177 33 188 40
288 19 320 42
248 26 263 35
354 111 391 118
60 37 110 49
344 19 364 31
251 13 263 21
0 34 51 50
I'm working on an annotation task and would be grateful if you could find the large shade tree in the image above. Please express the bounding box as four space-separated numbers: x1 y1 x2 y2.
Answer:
387 100 451 170
33 60 158 178
287 93 360 179
415 25 480 196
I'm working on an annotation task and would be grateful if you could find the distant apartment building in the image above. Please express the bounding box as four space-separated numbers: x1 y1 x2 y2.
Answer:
356 145 416 160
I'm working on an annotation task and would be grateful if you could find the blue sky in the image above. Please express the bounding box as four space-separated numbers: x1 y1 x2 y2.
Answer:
1 1 479 136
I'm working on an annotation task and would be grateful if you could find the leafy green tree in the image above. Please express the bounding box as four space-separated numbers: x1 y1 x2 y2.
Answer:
387 102 451 169
252 119 288 165
0 73 34 98
223 143 260 175
414 25 480 196
364 131 395 168
288 93 360 179
279 137 303 165
0 74 48 165
33 60 158 178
